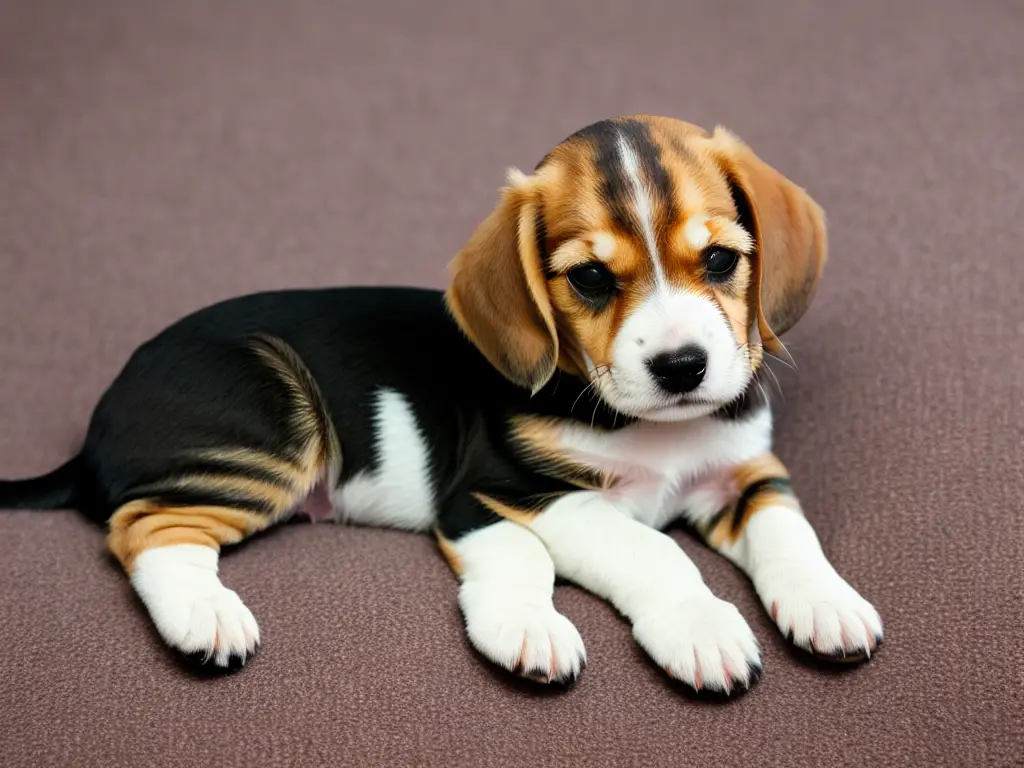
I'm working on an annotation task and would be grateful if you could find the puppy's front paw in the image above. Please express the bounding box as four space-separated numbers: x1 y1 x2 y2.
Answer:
632 593 761 694
460 583 586 684
132 545 260 670
756 564 883 661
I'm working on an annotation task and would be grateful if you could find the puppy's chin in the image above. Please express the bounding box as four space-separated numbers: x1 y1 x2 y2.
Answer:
638 401 723 422
594 371 754 424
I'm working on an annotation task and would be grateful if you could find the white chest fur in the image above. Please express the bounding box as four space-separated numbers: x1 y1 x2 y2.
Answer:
553 408 774 529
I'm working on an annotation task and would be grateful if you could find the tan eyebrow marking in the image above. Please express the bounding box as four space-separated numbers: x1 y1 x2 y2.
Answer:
706 217 754 253
548 241 588 273
591 232 616 262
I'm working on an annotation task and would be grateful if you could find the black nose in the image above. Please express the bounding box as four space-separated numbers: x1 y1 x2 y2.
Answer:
647 345 708 395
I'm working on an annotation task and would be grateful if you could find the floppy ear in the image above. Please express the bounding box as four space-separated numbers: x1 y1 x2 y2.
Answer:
709 127 828 357
445 170 558 394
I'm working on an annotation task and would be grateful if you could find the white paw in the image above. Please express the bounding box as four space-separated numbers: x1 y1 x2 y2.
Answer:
460 583 586 684
756 564 883 660
131 544 260 669
632 593 761 694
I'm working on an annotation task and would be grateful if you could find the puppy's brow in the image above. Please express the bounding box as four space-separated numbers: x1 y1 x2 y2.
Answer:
549 242 589 274
707 218 755 253
592 232 616 262
683 215 711 250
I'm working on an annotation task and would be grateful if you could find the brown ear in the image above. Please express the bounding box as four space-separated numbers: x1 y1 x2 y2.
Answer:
445 170 558 394
709 127 828 356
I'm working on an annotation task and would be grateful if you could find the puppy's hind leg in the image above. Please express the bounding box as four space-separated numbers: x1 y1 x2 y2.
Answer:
105 335 342 670
109 500 267 669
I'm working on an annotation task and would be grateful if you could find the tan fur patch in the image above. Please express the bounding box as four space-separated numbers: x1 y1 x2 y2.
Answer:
472 493 543 527
249 335 342 479
108 501 270 572
112 440 331 572
192 447 307 481
435 531 462 576
705 453 800 547
733 452 789 489
445 179 559 393
510 415 611 490
708 487 797 547
713 256 753 348
705 123 828 348
546 237 662 373
716 291 750 348
137 473 297 513
705 217 755 253
548 240 589 274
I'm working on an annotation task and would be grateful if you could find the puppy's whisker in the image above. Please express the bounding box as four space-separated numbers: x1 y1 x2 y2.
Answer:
570 380 599 415
763 350 797 372
571 365 614 417
761 362 784 400
755 379 771 406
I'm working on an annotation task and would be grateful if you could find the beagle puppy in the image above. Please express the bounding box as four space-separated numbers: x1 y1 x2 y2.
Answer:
0 116 881 694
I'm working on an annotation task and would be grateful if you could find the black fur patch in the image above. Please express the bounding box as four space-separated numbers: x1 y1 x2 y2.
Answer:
712 379 768 421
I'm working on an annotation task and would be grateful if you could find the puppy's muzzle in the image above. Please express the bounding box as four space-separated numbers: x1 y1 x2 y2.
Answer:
647 345 708 395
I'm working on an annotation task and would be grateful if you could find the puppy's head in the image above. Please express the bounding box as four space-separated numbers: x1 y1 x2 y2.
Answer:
446 116 827 421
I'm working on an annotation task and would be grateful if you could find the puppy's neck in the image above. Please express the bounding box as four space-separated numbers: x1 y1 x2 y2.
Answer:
529 370 634 431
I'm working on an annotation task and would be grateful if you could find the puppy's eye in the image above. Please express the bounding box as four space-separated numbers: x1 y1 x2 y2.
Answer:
702 246 740 281
567 263 616 299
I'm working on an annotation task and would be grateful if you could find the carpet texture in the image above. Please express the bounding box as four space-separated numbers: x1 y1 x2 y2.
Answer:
1 1 1021 766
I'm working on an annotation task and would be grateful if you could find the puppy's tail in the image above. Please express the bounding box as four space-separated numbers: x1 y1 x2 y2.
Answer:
0 455 82 510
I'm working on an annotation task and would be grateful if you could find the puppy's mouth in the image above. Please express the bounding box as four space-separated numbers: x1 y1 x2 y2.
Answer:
599 385 726 421
642 395 724 419
672 392 723 407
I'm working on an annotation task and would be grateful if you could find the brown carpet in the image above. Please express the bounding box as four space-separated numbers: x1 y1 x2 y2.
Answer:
1 1 1021 766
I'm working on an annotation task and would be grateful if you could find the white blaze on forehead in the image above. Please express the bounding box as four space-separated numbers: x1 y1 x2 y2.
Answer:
616 131 667 289
591 232 616 262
